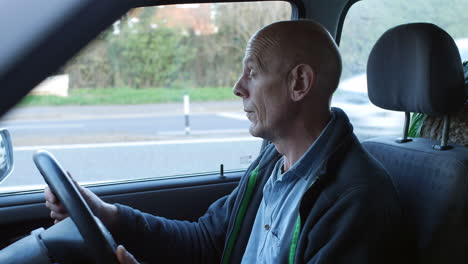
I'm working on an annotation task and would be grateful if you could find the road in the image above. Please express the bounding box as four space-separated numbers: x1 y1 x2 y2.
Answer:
0 101 249 145
0 98 404 145
1 113 251 146
0 137 263 192
0 105 261 192
0 100 404 192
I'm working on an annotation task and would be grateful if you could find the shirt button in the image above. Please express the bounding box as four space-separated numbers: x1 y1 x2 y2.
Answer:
264 224 270 231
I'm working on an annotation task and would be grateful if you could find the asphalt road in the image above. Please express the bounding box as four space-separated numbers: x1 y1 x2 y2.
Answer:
0 137 263 192
0 99 404 192
1 113 251 146
0 99 404 146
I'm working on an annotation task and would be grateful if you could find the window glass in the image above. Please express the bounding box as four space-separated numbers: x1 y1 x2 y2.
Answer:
337 0 467 140
0 2 291 193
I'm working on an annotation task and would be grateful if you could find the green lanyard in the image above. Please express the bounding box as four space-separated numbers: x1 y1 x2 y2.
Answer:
289 215 301 264
222 167 259 264
223 166 309 264
289 175 320 264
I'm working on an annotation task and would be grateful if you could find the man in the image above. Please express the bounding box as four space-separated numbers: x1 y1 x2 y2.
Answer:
46 20 404 263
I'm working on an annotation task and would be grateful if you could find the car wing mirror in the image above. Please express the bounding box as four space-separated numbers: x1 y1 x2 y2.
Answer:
0 128 14 184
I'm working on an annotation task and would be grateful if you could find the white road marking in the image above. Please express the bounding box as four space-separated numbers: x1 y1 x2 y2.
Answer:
0 112 222 124
0 179 115 193
15 137 262 151
0 184 47 193
4 123 84 130
157 128 248 135
217 112 248 121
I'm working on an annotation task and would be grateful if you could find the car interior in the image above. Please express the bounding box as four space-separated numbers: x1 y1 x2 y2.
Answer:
362 22 468 263
0 0 467 263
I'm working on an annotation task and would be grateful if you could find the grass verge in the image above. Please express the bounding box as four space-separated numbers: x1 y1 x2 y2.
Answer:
19 87 237 106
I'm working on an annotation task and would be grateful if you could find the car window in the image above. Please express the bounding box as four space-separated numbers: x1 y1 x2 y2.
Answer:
0 2 291 194
337 0 468 141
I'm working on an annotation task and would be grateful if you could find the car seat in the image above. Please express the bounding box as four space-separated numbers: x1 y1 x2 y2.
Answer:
362 23 468 263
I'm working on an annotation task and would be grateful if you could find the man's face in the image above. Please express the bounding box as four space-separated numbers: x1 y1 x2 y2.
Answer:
233 40 291 141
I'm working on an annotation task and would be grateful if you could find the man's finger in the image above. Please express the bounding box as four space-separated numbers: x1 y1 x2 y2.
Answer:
44 186 58 203
50 210 67 221
116 245 139 264
45 200 67 214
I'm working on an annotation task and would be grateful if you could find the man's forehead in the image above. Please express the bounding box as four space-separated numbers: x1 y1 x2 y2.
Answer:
243 42 271 70
242 53 267 73
244 40 259 62
242 56 255 65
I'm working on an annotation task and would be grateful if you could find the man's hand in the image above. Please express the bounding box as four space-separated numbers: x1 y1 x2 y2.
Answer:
116 245 139 264
44 172 118 230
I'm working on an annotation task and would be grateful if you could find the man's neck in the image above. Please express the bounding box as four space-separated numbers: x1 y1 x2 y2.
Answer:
275 111 331 172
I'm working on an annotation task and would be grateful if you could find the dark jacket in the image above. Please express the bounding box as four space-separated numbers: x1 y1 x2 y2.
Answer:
113 108 405 263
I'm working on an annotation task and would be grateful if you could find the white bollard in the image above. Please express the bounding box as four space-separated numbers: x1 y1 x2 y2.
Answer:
184 94 190 135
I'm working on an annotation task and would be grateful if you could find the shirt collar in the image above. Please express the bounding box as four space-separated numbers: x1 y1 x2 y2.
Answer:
278 111 337 182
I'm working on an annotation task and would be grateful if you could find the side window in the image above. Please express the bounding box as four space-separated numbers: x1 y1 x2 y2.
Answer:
337 0 467 140
0 2 291 193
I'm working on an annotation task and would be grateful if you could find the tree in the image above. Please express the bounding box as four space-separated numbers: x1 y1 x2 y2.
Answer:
107 8 195 88
184 2 291 87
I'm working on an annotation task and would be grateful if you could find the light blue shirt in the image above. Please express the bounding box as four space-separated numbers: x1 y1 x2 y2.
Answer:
241 112 336 263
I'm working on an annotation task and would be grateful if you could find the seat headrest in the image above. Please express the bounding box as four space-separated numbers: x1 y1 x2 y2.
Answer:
367 23 466 115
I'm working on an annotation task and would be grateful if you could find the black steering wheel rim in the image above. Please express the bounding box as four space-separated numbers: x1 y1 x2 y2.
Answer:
34 150 119 264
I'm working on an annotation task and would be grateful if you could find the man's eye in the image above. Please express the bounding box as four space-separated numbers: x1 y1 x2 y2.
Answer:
248 69 256 78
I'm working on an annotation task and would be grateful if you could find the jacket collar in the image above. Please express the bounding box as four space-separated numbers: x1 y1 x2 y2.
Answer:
256 107 354 180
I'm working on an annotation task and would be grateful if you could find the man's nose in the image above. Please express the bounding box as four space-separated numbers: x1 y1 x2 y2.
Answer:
233 78 248 98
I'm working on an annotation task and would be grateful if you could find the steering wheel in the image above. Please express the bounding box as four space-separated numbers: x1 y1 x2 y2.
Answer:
33 150 119 264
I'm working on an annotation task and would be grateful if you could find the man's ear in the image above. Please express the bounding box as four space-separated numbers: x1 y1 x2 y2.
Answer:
288 64 315 102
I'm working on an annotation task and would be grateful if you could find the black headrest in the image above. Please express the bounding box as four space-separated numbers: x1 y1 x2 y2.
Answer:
367 23 466 115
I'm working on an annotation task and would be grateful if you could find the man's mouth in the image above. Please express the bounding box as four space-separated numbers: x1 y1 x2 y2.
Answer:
245 111 255 120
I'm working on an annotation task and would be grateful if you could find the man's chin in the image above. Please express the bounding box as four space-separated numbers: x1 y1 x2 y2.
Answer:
249 126 267 140
248 126 259 138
